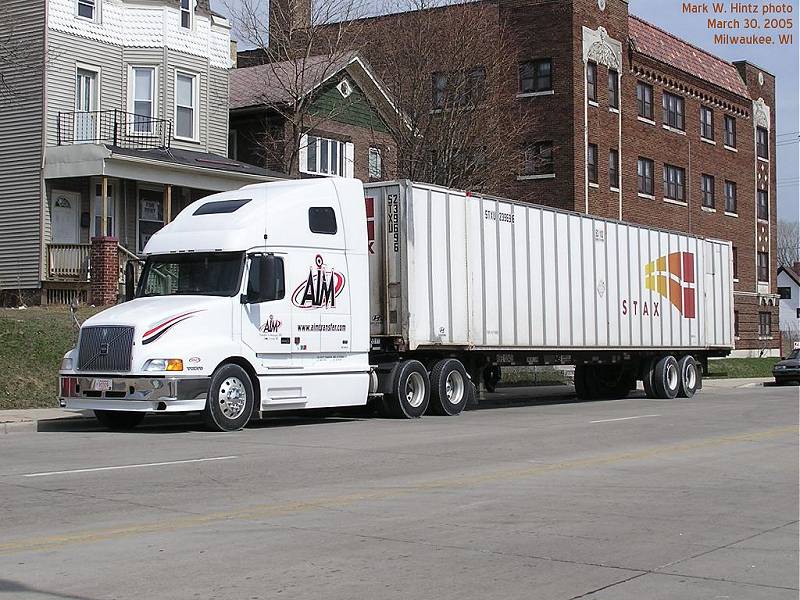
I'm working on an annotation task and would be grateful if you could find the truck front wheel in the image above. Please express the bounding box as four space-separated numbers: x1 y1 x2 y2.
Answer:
94 410 145 431
429 359 471 416
381 360 430 418
203 364 254 431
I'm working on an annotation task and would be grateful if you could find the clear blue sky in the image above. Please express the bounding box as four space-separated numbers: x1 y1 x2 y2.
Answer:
216 0 799 223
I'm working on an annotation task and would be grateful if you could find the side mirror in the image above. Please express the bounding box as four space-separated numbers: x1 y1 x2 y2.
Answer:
124 261 136 302
243 254 284 304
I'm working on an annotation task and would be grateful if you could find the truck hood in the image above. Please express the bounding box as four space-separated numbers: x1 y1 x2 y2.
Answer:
82 296 230 337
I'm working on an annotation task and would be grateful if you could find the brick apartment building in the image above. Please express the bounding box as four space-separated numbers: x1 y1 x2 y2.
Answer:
240 0 780 357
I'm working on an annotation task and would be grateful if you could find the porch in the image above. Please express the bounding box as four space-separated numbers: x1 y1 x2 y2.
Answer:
42 141 285 304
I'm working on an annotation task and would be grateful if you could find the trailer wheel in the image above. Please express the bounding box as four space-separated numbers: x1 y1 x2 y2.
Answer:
574 365 591 400
593 365 632 399
429 359 470 416
482 365 501 393
652 355 680 399
94 410 145 431
381 360 430 418
642 357 658 399
677 356 699 398
203 363 254 431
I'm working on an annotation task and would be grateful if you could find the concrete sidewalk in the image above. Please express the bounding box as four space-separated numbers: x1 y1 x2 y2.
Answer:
0 376 777 433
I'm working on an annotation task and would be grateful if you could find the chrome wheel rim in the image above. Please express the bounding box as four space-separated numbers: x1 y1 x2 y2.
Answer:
405 372 426 408
445 370 465 405
666 363 678 391
218 376 247 420
685 362 697 389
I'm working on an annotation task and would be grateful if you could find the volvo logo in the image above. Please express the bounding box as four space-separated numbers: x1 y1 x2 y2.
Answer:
99 343 109 355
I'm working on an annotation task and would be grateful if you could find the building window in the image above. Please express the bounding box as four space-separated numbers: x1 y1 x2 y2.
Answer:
756 126 769 159
701 174 715 208
757 251 769 282
733 310 739 337
77 0 96 20
663 164 685 202
587 143 598 184
519 59 552 93
700 106 714 140
523 141 554 176
586 62 597 103
778 286 792 300
175 72 197 140
758 311 772 336
368 147 382 179
757 189 769 220
464 67 486 105
732 246 738 279
302 135 353 177
662 92 684 130
75 68 99 141
636 81 653 120
432 72 447 109
724 115 736 147
138 188 164 252
131 67 155 134
725 180 737 213
608 149 619 189
608 69 618 109
637 157 654 195
180 0 192 28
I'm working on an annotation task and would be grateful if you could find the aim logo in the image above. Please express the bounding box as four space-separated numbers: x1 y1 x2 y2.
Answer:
644 252 696 319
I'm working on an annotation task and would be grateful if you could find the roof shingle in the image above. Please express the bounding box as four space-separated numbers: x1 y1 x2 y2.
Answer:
628 15 750 99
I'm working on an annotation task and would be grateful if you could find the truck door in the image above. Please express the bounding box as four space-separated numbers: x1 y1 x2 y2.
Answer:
240 253 293 368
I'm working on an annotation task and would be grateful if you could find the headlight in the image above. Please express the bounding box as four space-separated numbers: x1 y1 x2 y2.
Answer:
60 357 73 371
143 359 183 372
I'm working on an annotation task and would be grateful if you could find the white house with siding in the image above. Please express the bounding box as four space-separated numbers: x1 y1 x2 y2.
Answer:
777 263 800 353
0 0 283 304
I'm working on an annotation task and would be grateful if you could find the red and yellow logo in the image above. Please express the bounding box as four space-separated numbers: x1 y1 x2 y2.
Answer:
644 252 696 319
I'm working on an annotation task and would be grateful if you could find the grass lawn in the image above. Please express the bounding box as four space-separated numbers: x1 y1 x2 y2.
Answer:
0 306 101 410
706 357 779 379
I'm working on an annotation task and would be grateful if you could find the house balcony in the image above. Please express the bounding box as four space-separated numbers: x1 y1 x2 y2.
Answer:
56 109 172 150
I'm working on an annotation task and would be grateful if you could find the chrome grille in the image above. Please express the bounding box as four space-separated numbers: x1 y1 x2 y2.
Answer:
77 326 134 372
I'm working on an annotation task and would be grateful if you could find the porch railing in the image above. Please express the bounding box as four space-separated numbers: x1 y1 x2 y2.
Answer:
56 109 172 150
47 244 91 281
118 244 143 287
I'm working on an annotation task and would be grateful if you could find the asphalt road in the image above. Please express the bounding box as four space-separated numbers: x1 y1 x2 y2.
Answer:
0 383 797 600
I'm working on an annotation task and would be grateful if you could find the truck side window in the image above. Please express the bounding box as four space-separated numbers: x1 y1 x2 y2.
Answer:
308 207 337 234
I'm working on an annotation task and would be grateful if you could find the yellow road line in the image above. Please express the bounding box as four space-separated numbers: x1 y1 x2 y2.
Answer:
1 425 796 556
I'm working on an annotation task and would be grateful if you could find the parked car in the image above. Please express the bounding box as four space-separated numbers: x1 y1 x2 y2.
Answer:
772 349 800 385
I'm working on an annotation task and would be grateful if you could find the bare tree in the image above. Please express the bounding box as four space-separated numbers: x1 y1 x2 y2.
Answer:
226 0 370 175
777 219 800 267
363 0 529 193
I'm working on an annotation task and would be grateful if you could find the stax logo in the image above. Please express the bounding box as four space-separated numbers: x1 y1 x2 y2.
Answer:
260 315 282 334
291 255 345 309
623 251 696 319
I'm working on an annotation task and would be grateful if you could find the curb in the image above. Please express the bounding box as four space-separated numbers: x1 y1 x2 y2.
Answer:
1 414 202 434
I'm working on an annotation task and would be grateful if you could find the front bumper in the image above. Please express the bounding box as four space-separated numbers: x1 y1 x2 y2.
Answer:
58 375 210 413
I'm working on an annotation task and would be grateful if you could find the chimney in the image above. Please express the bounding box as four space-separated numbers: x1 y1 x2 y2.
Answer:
792 262 800 276
230 40 238 67
269 0 311 53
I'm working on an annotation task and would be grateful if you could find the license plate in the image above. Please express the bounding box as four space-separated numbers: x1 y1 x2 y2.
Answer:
92 378 113 392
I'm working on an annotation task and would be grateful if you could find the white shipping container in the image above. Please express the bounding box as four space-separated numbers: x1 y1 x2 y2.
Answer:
365 181 733 353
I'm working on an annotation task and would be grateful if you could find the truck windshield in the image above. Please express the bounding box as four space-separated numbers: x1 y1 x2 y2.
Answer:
137 252 244 297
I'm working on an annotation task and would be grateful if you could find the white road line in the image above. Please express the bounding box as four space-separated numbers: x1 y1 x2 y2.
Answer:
590 414 661 424
21 456 238 478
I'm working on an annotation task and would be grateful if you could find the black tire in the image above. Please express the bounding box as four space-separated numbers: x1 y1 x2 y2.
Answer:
483 365 501 393
381 360 430 418
203 363 255 431
574 365 592 400
677 355 699 398
94 410 145 431
642 357 657 399
593 365 632 399
428 359 470 416
652 355 680 399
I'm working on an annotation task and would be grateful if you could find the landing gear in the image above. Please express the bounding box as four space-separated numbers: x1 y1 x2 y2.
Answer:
482 365 501 393
574 365 633 400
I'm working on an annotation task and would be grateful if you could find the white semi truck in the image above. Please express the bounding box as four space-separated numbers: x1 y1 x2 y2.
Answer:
58 179 734 431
